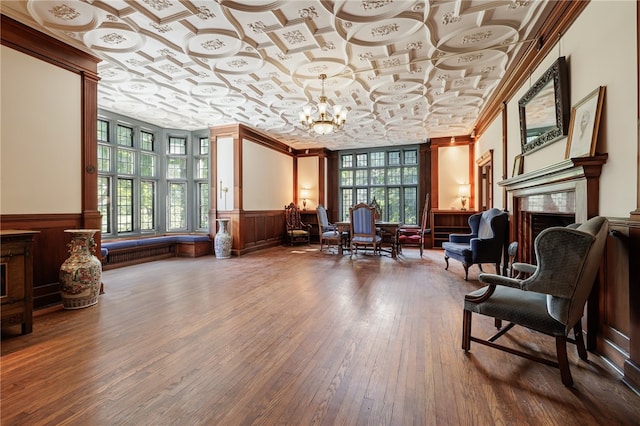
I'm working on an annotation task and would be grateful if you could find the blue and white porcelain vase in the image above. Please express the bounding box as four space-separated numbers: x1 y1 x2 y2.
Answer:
59 229 102 309
214 218 232 259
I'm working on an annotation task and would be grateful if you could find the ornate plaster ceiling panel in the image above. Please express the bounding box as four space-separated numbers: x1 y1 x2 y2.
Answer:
1 0 556 151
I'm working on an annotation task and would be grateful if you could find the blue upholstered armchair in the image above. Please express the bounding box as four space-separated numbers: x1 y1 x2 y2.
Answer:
349 203 382 258
316 204 342 252
442 208 509 280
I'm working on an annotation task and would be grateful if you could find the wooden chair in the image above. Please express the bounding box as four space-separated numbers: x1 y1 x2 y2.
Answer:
398 193 431 257
462 216 609 387
284 202 311 245
349 203 381 258
316 204 341 252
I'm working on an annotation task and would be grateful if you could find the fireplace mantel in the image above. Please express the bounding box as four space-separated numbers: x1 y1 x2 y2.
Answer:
499 154 608 265
500 154 608 219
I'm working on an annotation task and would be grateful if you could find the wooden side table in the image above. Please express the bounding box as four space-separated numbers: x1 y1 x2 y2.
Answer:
1 230 39 335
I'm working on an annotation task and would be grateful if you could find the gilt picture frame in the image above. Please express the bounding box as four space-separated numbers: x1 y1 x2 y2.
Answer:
512 154 524 177
565 86 606 159
518 57 570 155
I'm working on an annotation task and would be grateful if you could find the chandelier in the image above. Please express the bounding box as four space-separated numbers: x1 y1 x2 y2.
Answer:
299 74 347 135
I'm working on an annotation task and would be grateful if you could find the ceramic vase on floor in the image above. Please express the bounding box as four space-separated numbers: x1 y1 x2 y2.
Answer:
59 229 102 309
214 218 232 259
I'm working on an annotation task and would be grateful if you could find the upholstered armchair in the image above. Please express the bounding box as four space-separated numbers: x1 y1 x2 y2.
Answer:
284 202 311 245
442 208 509 280
316 204 341 252
462 216 608 387
398 193 431 257
349 203 382 258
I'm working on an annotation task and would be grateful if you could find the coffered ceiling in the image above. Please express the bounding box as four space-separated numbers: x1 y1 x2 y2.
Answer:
1 0 555 150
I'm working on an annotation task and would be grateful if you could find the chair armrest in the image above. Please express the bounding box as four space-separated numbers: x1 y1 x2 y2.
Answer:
512 262 537 275
464 284 496 303
470 237 501 251
449 233 473 244
478 273 524 290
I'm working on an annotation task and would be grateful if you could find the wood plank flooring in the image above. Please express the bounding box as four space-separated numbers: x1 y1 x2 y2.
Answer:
2 246 639 425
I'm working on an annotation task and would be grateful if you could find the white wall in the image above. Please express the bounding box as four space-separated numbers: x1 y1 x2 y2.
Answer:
438 144 470 209
216 136 234 211
475 116 505 209
242 140 293 210
297 156 319 210
0 46 82 214
477 0 637 217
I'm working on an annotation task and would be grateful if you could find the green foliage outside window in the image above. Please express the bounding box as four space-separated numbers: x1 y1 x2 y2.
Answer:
338 147 419 223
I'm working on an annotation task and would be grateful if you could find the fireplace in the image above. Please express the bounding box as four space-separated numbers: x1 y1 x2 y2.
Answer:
500 154 608 265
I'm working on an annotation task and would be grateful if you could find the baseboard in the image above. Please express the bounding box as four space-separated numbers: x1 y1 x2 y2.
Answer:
623 359 640 396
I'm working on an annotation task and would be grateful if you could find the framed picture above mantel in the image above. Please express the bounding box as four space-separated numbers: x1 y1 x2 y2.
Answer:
565 86 606 159
518 56 571 155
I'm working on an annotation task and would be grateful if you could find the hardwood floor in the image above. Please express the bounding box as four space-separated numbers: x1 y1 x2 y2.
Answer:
2 246 639 425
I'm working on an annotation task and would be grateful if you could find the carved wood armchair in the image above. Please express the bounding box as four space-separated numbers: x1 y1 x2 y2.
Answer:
284 202 311 246
398 193 431 257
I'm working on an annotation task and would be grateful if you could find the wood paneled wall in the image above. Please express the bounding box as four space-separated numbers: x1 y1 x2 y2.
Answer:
0 16 100 310
232 210 284 256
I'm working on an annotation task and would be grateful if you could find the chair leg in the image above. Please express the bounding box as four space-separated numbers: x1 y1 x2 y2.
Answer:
444 255 450 270
494 318 502 329
462 309 472 351
495 262 500 275
574 322 588 361
463 264 469 281
556 336 574 387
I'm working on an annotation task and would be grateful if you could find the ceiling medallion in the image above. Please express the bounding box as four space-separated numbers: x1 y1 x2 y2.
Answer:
299 74 348 135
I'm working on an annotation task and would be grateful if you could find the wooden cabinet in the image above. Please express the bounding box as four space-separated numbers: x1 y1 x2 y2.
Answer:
1 230 39 335
430 210 477 248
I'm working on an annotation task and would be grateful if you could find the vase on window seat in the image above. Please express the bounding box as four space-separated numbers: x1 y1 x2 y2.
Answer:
59 229 102 309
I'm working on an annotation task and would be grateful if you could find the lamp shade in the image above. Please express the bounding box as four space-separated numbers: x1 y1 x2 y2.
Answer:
458 184 471 198
300 188 310 199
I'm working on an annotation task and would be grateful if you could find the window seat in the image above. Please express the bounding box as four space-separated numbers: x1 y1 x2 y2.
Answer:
101 234 212 270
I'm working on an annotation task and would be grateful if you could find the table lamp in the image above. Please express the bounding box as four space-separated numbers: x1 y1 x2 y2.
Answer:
458 184 471 210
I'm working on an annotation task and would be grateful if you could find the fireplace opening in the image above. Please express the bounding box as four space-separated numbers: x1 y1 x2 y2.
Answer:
519 212 575 265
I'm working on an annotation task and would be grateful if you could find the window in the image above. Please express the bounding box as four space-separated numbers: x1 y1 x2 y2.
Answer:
98 176 111 233
195 137 209 230
338 147 419 224
97 116 162 237
140 181 155 231
168 182 187 230
116 178 133 232
167 136 188 231
117 125 133 147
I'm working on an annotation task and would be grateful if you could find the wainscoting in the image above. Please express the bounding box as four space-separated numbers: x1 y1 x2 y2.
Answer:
217 209 285 256
0 213 84 309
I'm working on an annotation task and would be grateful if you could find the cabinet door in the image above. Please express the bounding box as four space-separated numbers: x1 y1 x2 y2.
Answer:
1 246 27 325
